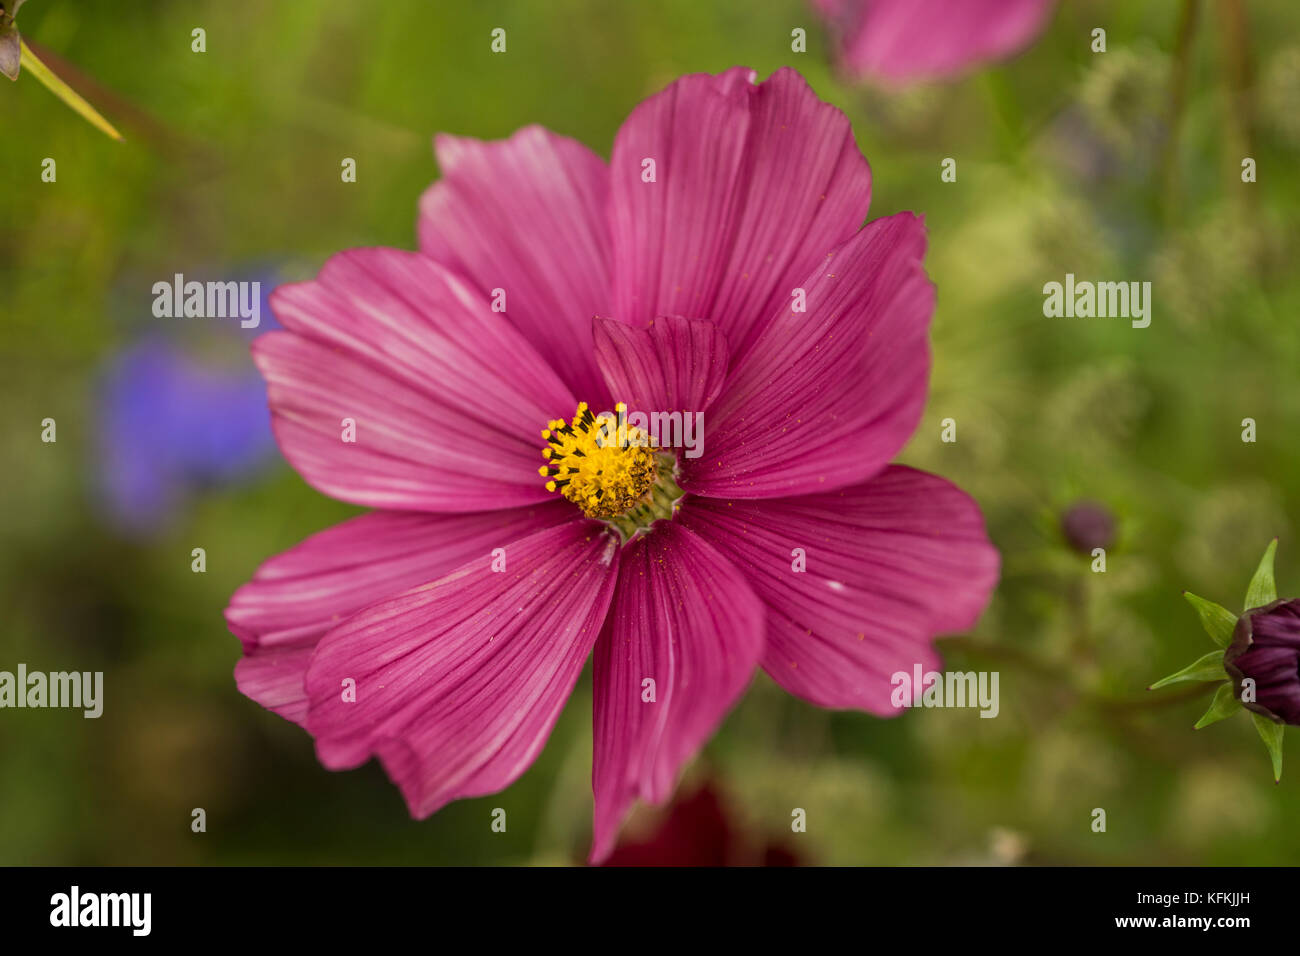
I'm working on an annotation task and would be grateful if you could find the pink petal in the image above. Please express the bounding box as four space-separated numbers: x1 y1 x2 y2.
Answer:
304 519 620 818
814 0 1055 85
262 248 575 512
704 69 874 355
593 314 729 415
609 68 871 357
683 212 933 499
591 522 764 863
680 466 999 713
225 502 574 725
419 127 612 402
609 67 753 330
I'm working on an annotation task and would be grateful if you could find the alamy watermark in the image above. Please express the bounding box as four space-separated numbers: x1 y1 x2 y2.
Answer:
152 273 261 328
0 664 102 718
50 886 150 936
593 406 704 459
1043 273 1151 328
890 664 1000 718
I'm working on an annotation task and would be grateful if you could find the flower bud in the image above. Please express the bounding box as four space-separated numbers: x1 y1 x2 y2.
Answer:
1060 500 1117 554
1224 598 1300 726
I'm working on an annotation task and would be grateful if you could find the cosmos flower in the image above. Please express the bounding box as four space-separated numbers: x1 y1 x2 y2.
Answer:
600 781 801 867
98 336 277 533
811 0 1055 86
224 66 998 861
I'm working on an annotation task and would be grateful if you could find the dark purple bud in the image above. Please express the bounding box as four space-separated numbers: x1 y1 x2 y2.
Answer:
1060 500 1117 554
1224 598 1300 726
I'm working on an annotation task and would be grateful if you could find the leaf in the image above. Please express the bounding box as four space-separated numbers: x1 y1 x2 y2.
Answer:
1183 592 1238 648
1243 538 1278 611
18 38 122 141
1252 712 1284 782
1193 681 1242 729
1149 650 1227 689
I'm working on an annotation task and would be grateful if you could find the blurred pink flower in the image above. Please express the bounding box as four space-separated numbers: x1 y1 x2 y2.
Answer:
812 0 1055 85
601 782 802 867
224 67 998 862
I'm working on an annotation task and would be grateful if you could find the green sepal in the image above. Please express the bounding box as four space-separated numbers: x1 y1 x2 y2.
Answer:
1244 539 1278 612
1149 650 1227 689
1252 713 1284 782
1193 681 1242 729
1182 592 1237 648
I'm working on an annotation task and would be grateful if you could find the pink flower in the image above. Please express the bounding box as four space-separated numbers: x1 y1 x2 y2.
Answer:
812 0 1056 85
225 66 999 862
600 781 804 867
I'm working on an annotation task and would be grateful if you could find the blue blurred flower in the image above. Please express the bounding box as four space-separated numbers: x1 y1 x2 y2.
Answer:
97 276 282 534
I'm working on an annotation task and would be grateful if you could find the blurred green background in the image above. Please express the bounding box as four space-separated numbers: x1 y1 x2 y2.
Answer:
2 0 1299 865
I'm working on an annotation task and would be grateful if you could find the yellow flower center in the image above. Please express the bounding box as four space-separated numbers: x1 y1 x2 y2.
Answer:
539 402 683 537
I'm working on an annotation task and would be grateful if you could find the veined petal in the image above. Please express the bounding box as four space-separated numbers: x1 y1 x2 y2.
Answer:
608 67 871 354
419 126 613 402
705 67 873 355
304 519 619 818
591 522 764 862
683 212 933 499
679 466 998 713
609 67 754 331
225 502 574 725
593 314 729 416
262 248 575 512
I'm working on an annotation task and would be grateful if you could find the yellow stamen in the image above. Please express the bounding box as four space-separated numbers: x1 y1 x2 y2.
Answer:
539 402 657 519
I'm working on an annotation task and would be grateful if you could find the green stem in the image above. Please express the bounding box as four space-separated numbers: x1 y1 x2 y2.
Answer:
945 635 1219 713
1215 0 1255 160
19 37 122 141
1159 0 1199 224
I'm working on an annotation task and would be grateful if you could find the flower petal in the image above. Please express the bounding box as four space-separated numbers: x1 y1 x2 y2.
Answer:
682 212 933 499
609 67 754 330
593 314 729 416
591 522 764 862
814 0 1055 85
608 67 871 355
703 67 873 355
419 126 612 402
262 248 575 512
225 502 574 726
679 466 998 713
304 519 619 818
1225 600 1300 725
